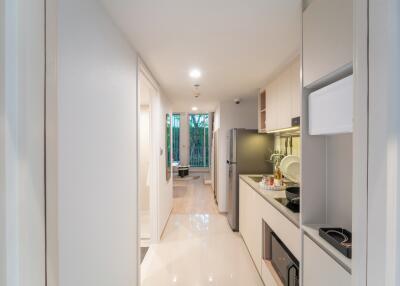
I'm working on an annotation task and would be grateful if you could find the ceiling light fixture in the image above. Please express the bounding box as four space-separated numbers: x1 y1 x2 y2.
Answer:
193 84 201 98
192 106 198 111
189 69 202 79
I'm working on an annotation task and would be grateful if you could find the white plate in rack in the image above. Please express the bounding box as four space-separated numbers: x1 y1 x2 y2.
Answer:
280 155 300 183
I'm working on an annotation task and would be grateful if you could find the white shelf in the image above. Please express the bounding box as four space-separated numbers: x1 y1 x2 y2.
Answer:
302 224 352 273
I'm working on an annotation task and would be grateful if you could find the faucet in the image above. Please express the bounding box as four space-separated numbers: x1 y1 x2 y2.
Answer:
270 153 284 161
266 153 285 166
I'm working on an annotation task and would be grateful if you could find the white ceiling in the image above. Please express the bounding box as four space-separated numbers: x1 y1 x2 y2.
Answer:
101 0 301 112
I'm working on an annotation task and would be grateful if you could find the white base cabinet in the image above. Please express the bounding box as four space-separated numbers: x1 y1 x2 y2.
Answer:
239 180 262 273
239 178 301 284
303 235 351 286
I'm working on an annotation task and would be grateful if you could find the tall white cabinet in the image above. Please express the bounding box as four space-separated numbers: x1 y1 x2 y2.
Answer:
251 1 355 285
301 0 353 285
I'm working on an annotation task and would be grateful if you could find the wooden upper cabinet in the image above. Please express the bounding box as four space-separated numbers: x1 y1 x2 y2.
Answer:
303 0 353 88
258 90 267 132
261 57 300 132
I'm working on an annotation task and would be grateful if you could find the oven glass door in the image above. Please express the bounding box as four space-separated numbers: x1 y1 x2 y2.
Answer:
271 233 299 286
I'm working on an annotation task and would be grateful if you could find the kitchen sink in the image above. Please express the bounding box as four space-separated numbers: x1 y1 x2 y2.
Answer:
248 176 263 183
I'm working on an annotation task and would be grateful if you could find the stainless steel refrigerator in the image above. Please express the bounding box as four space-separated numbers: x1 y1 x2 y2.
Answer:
226 129 274 231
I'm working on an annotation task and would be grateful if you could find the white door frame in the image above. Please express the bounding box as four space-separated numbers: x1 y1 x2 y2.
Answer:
0 0 7 283
138 59 161 245
352 0 368 284
353 0 400 285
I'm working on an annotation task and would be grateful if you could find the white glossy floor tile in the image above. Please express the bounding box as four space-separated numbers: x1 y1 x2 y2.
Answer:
141 175 263 286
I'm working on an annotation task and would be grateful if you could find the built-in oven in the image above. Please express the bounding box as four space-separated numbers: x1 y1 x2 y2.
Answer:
263 221 299 286
271 232 299 286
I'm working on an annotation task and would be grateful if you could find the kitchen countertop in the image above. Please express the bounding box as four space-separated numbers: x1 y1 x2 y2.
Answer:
239 174 300 228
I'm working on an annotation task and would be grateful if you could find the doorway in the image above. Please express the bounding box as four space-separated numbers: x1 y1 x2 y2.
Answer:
139 103 151 247
212 130 219 203
138 63 161 262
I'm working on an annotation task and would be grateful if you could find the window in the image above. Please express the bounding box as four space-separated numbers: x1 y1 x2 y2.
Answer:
172 113 180 163
189 113 209 167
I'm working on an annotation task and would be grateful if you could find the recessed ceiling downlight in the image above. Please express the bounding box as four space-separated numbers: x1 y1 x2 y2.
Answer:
189 69 202 79
192 106 198 111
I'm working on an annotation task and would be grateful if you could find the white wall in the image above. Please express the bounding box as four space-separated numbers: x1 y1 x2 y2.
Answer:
2 0 46 285
0 1 6 284
215 96 258 212
48 0 139 285
213 106 221 131
326 134 352 231
211 107 221 192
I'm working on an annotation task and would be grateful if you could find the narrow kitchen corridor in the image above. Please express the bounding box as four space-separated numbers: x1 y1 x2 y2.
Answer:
140 174 263 286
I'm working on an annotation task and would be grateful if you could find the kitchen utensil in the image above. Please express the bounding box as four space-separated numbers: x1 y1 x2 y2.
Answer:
285 137 288 156
263 175 274 186
285 186 300 205
319 228 352 258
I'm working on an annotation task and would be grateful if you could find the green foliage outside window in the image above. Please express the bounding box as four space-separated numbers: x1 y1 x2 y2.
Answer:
189 114 209 167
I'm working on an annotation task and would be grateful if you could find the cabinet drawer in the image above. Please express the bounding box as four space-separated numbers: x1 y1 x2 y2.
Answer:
259 197 301 260
304 235 351 286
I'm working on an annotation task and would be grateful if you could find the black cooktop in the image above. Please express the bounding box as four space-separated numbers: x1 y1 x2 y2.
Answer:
275 197 300 213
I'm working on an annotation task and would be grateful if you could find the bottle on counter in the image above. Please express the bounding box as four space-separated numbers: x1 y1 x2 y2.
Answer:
274 165 282 187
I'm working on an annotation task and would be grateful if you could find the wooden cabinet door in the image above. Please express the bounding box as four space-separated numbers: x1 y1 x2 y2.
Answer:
239 180 250 244
303 0 353 87
290 57 301 119
268 79 282 131
265 84 275 131
304 236 351 286
239 180 262 274
264 57 300 132
278 68 293 129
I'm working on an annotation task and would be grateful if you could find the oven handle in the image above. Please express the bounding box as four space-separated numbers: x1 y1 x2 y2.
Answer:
287 263 298 286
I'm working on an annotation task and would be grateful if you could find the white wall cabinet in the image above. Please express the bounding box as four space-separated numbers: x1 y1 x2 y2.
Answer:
309 75 353 135
258 90 266 132
303 235 351 286
303 0 353 88
263 57 300 132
